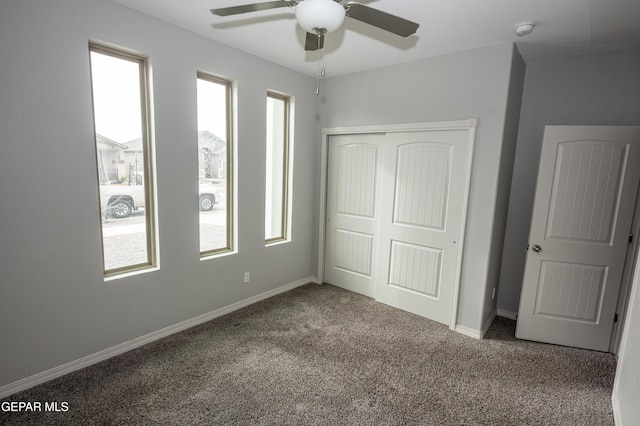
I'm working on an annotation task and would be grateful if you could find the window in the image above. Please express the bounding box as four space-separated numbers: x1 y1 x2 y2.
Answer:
197 72 233 255
89 43 156 276
265 92 292 243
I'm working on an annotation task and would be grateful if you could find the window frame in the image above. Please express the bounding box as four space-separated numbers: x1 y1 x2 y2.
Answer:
265 90 292 245
89 41 157 277
197 71 235 257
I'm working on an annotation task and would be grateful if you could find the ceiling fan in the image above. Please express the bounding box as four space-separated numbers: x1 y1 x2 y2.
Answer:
211 0 419 51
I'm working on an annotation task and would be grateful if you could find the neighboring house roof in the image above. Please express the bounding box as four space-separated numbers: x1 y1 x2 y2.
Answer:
123 136 142 153
198 130 225 153
121 130 225 153
96 134 129 150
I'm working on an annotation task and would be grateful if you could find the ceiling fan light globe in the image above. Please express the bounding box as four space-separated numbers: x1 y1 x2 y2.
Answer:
295 0 346 34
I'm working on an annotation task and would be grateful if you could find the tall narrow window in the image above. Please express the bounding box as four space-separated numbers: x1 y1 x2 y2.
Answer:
197 72 233 255
265 91 291 243
89 43 155 276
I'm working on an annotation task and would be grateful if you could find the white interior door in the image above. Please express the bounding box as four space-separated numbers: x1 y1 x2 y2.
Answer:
375 130 473 325
516 125 640 352
324 134 384 297
324 124 474 326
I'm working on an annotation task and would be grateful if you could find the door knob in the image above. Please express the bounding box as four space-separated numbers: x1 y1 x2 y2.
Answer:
531 244 542 253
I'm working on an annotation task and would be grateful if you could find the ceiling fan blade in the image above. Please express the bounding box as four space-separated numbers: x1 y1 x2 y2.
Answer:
211 1 297 17
344 2 419 37
305 31 325 51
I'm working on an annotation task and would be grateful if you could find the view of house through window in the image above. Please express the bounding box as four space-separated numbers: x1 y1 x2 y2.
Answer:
197 72 232 255
265 92 291 243
89 43 155 275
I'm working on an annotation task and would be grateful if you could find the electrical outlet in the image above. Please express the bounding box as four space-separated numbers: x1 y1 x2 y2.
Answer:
243 272 250 283
492 287 496 300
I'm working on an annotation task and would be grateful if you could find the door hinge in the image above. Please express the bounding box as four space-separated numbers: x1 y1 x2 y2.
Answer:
614 313 619 323
630 233 634 244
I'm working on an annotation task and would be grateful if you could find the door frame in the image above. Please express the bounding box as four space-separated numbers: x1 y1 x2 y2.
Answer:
317 119 477 331
610 184 640 353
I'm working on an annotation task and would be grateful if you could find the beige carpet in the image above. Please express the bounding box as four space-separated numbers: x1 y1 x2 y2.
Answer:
0 283 615 425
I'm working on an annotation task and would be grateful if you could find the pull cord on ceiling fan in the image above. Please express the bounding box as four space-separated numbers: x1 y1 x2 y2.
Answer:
296 0 344 93
211 0 420 94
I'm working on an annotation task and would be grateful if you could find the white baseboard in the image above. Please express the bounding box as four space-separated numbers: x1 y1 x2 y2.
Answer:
612 391 622 426
454 311 497 340
497 308 518 320
0 277 316 399
454 325 483 339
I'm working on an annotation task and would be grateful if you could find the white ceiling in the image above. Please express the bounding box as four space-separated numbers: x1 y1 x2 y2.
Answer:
111 0 640 77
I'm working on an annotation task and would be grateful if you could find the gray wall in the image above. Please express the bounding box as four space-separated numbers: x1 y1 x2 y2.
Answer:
482 47 526 324
613 252 640 424
497 51 640 315
0 0 318 388
318 44 519 331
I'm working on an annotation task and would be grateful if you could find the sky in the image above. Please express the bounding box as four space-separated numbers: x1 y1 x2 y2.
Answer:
196 77 227 139
90 51 143 143
90 51 226 144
